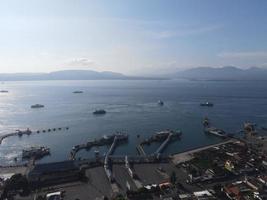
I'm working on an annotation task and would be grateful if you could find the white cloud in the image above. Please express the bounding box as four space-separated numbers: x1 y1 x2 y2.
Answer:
65 58 95 67
150 25 222 39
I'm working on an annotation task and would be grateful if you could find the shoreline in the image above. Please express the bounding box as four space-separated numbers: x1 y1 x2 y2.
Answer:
171 138 239 164
0 138 238 173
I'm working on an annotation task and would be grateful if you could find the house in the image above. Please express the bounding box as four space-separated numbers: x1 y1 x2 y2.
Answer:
224 181 252 200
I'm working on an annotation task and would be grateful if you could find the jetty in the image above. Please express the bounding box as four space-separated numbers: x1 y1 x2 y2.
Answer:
136 144 146 156
70 132 128 160
138 129 182 157
103 133 128 182
0 129 32 144
0 127 69 145
155 131 174 158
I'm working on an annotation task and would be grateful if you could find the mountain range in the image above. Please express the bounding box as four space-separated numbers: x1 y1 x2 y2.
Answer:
173 66 267 81
1 67 267 81
0 70 160 81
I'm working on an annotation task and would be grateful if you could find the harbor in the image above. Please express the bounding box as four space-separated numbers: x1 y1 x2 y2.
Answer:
2 119 267 200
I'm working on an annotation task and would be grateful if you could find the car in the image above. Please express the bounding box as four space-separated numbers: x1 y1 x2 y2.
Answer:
46 191 63 200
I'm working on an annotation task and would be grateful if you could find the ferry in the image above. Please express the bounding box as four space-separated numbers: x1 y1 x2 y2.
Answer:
200 102 214 107
158 100 164 106
155 130 182 139
0 90 8 93
204 127 227 138
114 132 128 140
73 90 83 94
93 109 106 115
31 104 45 108
22 146 50 159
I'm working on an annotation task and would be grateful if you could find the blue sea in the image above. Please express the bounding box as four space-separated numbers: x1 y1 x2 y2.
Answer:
0 79 267 165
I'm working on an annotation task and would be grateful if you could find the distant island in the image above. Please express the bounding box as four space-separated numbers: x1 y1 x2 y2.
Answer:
2 67 267 81
0 70 164 81
172 66 267 81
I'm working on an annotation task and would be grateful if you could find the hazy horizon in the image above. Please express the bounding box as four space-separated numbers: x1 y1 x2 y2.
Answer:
1 0 267 76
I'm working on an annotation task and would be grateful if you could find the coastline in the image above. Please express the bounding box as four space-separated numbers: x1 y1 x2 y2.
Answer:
171 138 239 164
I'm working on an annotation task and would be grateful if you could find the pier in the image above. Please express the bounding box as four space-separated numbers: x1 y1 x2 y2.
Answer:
155 132 173 158
0 129 31 144
136 144 146 156
0 126 69 145
70 133 127 160
138 129 182 158
103 133 128 182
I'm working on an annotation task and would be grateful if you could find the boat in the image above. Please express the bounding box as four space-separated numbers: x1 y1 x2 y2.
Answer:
22 146 50 159
0 90 8 93
73 91 83 94
204 127 227 138
200 102 214 107
93 109 106 115
203 117 210 127
203 118 227 138
31 104 44 108
158 100 164 106
155 129 182 139
114 132 128 140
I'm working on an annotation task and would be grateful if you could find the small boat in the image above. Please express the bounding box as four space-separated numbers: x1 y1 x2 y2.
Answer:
31 104 44 108
200 102 213 107
205 127 227 138
73 91 83 94
203 117 210 127
158 100 164 106
93 109 106 115
0 90 8 93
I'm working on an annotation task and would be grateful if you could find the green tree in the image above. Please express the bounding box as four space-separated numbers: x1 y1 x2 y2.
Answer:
1 173 30 199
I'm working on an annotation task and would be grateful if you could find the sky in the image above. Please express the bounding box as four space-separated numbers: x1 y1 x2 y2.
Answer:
0 0 267 75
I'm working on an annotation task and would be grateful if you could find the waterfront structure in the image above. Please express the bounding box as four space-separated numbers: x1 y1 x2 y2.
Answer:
27 160 84 187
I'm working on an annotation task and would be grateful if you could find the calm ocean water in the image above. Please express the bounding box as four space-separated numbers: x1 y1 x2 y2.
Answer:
0 79 267 165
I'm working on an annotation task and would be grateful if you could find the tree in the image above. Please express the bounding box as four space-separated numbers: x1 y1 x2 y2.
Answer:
1 174 30 200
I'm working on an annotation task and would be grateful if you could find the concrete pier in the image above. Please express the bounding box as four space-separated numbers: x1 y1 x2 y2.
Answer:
136 144 146 156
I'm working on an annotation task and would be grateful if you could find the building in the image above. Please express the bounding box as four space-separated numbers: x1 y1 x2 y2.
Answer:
27 160 84 187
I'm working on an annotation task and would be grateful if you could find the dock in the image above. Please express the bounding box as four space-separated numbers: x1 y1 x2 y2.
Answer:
70 133 127 160
103 133 128 182
0 129 32 144
136 144 146 156
0 127 69 145
155 132 173 158
138 129 182 158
